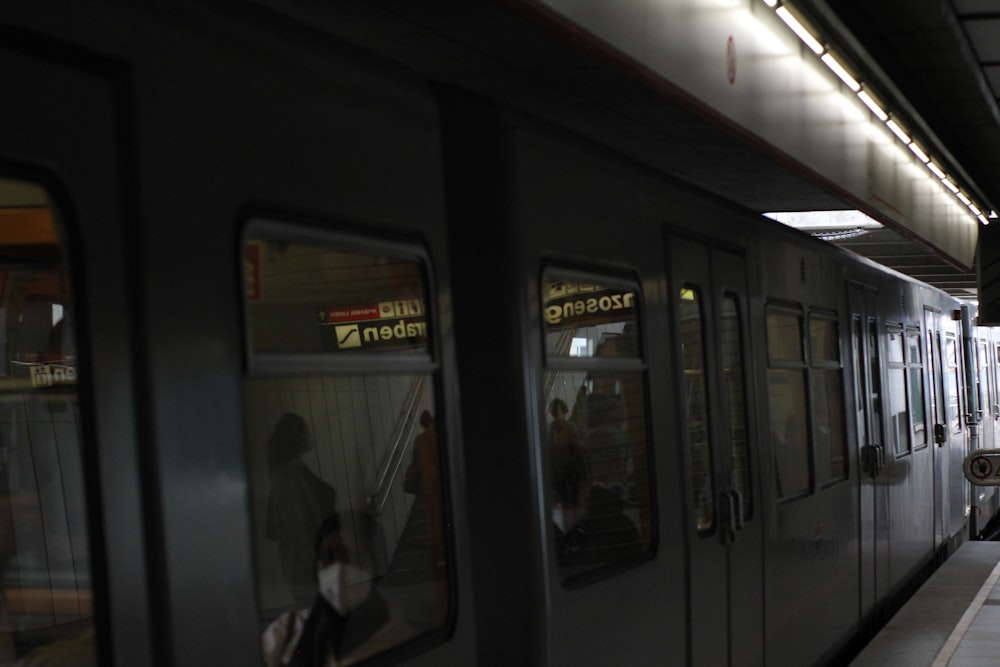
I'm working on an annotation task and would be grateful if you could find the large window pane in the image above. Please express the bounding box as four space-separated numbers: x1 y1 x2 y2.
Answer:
887 327 909 455
768 306 809 498
680 288 713 533
0 178 94 664
542 273 651 581
246 231 449 665
907 330 926 448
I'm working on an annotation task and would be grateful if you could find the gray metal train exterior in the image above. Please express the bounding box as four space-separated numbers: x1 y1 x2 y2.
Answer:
0 2 997 666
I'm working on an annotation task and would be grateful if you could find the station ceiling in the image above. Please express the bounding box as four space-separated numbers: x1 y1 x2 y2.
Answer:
264 0 1000 299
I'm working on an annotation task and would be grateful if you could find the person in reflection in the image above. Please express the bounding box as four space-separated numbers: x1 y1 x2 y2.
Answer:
548 398 579 446
266 413 338 611
551 424 589 564
262 513 389 667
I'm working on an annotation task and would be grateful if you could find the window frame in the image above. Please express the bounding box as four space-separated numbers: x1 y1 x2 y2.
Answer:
539 263 657 586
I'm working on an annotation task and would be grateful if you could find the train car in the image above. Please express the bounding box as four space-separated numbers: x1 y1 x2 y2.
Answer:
1 2 998 666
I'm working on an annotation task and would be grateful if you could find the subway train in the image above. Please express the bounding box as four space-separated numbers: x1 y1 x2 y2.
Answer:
1 2 999 666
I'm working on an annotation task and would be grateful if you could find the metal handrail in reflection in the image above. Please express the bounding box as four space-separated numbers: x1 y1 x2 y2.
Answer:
367 375 426 514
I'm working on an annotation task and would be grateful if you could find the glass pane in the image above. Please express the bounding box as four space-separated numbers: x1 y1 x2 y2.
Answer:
543 279 640 359
546 370 651 575
812 368 847 481
886 328 905 364
907 330 926 447
809 316 839 363
867 321 884 443
0 179 95 664
245 238 430 355
249 374 448 664
767 310 803 363
680 288 713 532
721 296 751 518
887 366 909 454
945 337 961 433
769 369 810 498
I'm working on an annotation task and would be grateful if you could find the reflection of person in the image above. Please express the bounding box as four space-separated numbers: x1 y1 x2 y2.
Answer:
266 413 338 610
262 513 389 667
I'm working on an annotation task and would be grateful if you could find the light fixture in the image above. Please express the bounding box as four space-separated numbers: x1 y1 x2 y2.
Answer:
776 6 824 55
886 119 910 144
761 0 993 226
857 90 888 121
908 142 930 163
821 53 860 91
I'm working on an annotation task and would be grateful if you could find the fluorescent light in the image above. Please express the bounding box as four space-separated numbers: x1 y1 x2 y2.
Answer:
776 7 824 55
763 0 778 6
886 119 910 144
857 90 888 121
908 142 930 163
942 178 960 193
820 53 860 91
970 204 982 216
979 214 990 225
927 162 946 179
957 192 971 206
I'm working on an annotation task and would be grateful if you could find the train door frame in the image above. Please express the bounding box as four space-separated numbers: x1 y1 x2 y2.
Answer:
848 281 890 619
0 40 155 665
668 231 763 667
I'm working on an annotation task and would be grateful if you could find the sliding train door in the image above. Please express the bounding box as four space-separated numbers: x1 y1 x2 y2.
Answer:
669 233 762 666
0 45 153 665
848 282 890 620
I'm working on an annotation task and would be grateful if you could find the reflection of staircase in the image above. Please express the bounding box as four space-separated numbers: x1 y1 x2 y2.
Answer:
382 496 433 586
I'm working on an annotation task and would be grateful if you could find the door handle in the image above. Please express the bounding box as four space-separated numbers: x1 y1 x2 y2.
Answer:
729 489 745 532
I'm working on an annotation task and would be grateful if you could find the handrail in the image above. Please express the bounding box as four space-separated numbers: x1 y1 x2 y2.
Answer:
367 375 426 513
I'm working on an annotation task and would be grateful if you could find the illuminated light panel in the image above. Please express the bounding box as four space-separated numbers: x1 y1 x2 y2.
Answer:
957 192 971 206
927 162 946 179
979 214 990 225
763 0 778 6
970 204 982 216
776 7 824 55
857 90 888 121
886 119 910 144
908 142 930 163
820 53 860 91
942 178 960 194
991 210 998 219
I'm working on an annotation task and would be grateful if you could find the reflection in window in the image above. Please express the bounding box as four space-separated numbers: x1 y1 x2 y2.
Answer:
767 308 809 498
0 179 94 664
810 314 846 482
245 231 449 665
680 287 713 533
542 274 651 581
907 330 926 448
887 326 909 455
721 295 751 519
945 336 961 433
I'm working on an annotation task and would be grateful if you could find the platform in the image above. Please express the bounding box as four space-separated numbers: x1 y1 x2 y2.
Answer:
851 542 1000 667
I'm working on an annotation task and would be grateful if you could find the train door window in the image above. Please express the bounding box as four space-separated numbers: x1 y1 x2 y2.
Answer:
721 294 752 519
541 272 652 581
810 313 847 482
944 335 962 433
0 178 94 664
242 224 451 665
886 325 910 455
978 340 989 424
907 328 926 449
678 286 714 533
766 305 809 499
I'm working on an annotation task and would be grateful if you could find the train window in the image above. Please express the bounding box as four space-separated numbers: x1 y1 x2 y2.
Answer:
0 178 94 664
907 328 926 449
679 286 714 533
944 335 962 433
243 226 450 665
979 341 990 425
721 294 752 520
886 326 910 455
541 272 652 582
767 307 810 499
810 314 847 483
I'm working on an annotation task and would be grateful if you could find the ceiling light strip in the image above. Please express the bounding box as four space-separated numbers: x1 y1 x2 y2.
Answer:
762 0 991 225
